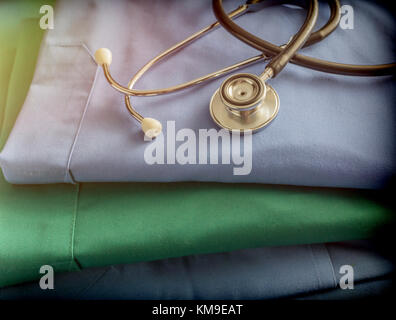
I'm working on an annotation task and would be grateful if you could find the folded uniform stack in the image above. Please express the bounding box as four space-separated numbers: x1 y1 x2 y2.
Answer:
0 0 394 298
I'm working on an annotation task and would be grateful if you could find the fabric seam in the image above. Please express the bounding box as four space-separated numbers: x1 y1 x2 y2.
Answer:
309 244 323 291
66 43 97 270
324 243 339 288
75 267 112 299
69 183 81 271
63 43 99 183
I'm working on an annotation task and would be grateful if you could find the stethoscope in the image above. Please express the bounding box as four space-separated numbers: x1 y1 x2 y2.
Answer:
94 0 396 139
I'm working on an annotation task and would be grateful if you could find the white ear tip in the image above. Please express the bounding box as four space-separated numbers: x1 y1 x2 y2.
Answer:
141 118 162 139
94 48 112 66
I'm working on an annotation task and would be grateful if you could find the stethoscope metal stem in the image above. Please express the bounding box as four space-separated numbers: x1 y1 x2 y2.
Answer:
102 53 269 118
126 5 249 90
98 4 273 125
96 3 278 136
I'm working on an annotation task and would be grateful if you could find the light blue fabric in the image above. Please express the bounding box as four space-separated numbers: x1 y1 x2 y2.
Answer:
0 0 395 187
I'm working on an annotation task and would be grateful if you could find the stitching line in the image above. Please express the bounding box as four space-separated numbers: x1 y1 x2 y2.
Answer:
63 44 99 183
309 244 322 291
324 243 338 288
69 183 81 271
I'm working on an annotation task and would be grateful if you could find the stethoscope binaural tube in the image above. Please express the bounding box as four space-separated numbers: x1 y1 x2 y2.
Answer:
213 0 396 76
263 0 319 77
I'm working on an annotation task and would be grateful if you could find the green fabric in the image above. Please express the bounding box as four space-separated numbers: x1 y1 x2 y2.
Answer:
0 0 52 147
75 183 392 268
0 1 394 288
0 2 80 287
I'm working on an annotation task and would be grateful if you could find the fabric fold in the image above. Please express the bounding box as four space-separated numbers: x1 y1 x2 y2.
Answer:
0 42 98 183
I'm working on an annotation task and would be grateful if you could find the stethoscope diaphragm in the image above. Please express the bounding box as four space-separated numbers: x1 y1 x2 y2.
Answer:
209 73 279 132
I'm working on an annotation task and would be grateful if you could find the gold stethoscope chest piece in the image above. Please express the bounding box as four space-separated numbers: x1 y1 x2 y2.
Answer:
209 73 279 132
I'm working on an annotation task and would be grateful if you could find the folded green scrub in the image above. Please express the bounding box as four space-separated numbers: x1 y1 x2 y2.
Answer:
0 1 394 288
1 174 393 288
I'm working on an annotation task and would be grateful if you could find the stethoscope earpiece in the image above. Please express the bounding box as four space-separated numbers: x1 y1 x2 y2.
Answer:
141 117 163 139
94 48 112 66
95 49 162 139
209 73 279 132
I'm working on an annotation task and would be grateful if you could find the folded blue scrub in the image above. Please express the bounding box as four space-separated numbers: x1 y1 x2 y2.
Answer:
1 240 394 300
0 0 395 187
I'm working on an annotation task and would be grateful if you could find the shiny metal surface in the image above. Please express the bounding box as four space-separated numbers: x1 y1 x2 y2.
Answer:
210 81 279 132
220 73 266 110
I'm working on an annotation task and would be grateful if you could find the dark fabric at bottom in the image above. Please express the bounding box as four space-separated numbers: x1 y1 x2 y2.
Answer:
297 278 395 300
1 240 394 300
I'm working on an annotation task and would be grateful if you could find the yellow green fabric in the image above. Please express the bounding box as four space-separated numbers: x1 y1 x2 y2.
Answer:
0 0 393 288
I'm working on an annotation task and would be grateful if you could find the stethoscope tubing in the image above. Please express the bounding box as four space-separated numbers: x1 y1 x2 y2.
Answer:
213 0 396 76
95 0 396 132
265 0 319 77
102 0 345 99
120 0 347 122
